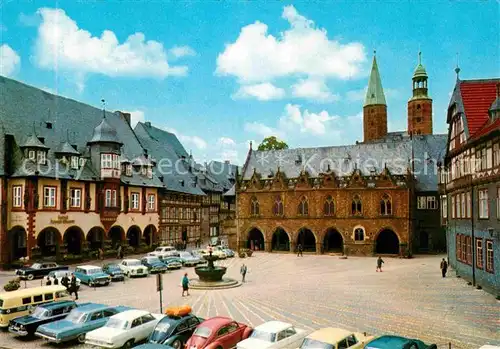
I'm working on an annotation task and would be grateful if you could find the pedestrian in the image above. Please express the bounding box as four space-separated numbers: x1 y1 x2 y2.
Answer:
240 264 248 283
182 273 190 297
45 276 52 286
53 276 59 285
61 273 69 290
99 247 104 260
440 258 448 278
376 256 384 272
70 273 78 300
297 244 303 257
117 245 123 259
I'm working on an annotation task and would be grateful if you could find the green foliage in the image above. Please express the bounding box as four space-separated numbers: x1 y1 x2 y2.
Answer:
257 136 288 151
4 278 21 292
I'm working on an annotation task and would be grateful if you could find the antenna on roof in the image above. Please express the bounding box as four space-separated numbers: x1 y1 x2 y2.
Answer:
101 99 106 118
454 52 461 80
32 121 37 136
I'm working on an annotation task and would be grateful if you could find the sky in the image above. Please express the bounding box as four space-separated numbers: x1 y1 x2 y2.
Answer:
1 1 499 165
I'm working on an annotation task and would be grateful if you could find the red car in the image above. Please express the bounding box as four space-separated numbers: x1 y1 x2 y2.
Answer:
185 316 252 349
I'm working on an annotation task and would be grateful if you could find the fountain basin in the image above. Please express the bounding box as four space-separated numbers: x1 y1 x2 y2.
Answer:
194 266 227 282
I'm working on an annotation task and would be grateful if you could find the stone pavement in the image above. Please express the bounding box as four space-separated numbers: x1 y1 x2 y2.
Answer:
0 253 498 348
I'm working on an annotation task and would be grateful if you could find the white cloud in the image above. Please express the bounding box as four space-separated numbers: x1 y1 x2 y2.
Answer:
169 46 196 59
19 12 41 27
164 127 207 150
244 122 284 139
217 137 236 146
34 8 190 87
0 44 20 76
291 78 339 102
216 5 366 83
280 103 337 135
233 82 285 101
129 110 145 128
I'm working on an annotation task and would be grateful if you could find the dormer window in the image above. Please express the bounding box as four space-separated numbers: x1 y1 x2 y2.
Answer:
147 167 152 179
101 154 119 170
37 151 47 165
71 156 79 170
28 150 36 160
126 165 132 176
141 167 147 176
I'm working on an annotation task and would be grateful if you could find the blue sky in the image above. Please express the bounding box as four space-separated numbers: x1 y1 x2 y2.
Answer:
1 1 498 164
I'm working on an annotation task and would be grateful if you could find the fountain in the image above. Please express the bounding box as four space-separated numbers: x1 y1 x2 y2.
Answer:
190 251 241 290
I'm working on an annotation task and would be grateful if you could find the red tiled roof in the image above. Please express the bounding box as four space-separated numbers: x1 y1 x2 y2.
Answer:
471 118 500 140
459 80 499 137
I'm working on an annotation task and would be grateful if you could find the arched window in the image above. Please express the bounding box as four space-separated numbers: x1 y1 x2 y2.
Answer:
298 196 309 216
323 195 335 216
273 196 284 216
351 195 362 215
380 194 392 215
354 227 365 241
250 196 259 216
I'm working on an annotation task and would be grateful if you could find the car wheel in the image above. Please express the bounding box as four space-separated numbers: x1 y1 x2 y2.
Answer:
77 333 86 343
27 274 34 281
88 281 93 287
122 339 134 348
171 339 182 349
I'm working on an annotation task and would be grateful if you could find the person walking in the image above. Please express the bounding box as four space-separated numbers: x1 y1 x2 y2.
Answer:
182 273 190 297
70 274 78 300
376 256 384 272
117 245 123 260
45 276 52 286
98 247 104 260
61 273 69 290
240 264 248 283
440 258 448 278
297 244 303 257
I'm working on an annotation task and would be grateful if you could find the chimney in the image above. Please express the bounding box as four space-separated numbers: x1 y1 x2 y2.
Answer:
145 121 151 127
116 111 131 125
225 160 230 164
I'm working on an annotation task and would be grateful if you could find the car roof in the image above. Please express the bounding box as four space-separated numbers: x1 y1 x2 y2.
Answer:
40 300 76 310
255 321 292 333
112 309 151 320
200 316 233 327
76 265 102 270
0 285 67 300
365 335 413 348
306 328 354 344
72 303 109 313
123 259 140 262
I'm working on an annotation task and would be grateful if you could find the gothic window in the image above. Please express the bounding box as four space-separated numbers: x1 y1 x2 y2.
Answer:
351 194 362 215
354 227 365 241
323 195 335 216
273 196 284 216
250 196 259 216
380 194 392 215
298 196 309 216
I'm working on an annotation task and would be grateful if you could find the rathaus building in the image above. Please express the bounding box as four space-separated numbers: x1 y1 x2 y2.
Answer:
237 53 447 256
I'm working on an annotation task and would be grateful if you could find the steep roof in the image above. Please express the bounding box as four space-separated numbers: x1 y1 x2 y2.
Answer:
139 122 189 158
364 54 386 107
207 160 239 191
242 134 447 192
88 117 123 145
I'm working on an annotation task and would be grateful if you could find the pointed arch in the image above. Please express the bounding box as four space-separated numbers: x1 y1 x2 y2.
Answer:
297 228 316 252
297 196 309 216
351 194 362 215
247 227 265 251
375 229 400 254
271 228 290 251
323 195 335 216
323 228 343 253
250 196 260 216
273 195 284 216
380 193 392 215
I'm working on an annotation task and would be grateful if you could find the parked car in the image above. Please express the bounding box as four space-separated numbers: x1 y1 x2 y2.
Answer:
8 300 77 337
147 310 204 347
16 262 69 281
363 335 437 349
35 303 131 344
222 248 235 258
85 309 164 348
162 257 182 270
191 250 208 264
74 265 111 287
48 270 81 290
119 259 149 277
212 246 227 259
237 321 307 349
178 251 201 267
141 256 168 273
149 246 179 259
298 328 373 349
102 263 125 281
185 316 252 349
135 345 175 349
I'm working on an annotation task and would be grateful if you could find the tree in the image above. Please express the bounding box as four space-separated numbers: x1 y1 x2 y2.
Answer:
257 136 289 151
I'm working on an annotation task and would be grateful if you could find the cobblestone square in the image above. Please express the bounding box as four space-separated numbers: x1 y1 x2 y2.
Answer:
0 253 498 349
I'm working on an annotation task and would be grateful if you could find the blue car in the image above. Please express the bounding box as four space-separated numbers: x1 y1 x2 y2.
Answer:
102 263 125 281
74 265 111 287
135 345 175 349
222 248 235 258
141 256 168 273
35 303 131 344
162 257 182 270
365 335 437 349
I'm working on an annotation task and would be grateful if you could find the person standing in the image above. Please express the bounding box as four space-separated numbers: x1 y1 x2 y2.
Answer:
45 276 52 286
297 244 303 257
61 273 69 290
376 256 384 272
117 245 123 260
70 274 78 300
53 276 59 285
440 258 448 278
182 273 190 297
240 264 248 283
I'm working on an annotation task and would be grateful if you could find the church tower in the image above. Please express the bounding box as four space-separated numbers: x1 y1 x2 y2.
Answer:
363 52 388 142
408 52 433 135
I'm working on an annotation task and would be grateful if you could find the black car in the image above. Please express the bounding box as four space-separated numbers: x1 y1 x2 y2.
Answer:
147 313 204 348
8 300 77 337
16 262 69 281
102 263 125 281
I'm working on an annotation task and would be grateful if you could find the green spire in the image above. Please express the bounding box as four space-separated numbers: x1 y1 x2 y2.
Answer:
413 51 428 79
364 51 386 107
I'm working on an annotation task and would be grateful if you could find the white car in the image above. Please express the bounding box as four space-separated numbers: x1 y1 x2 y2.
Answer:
148 246 179 259
85 309 164 348
47 270 81 290
212 246 227 259
119 259 149 278
237 321 308 349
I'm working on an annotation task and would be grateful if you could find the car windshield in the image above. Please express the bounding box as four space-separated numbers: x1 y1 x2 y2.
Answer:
31 263 42 269
107 265 120 271
106 318 128 330
250 330 276 342
300 338 335 349
32 307 49 318
128 261 141 266
180 252 192 258
194 327 212 338
87 268 103 274
154 321 172 333
155 248 164 252
54 271 66 278
66 311 86 323
147 257 161 263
